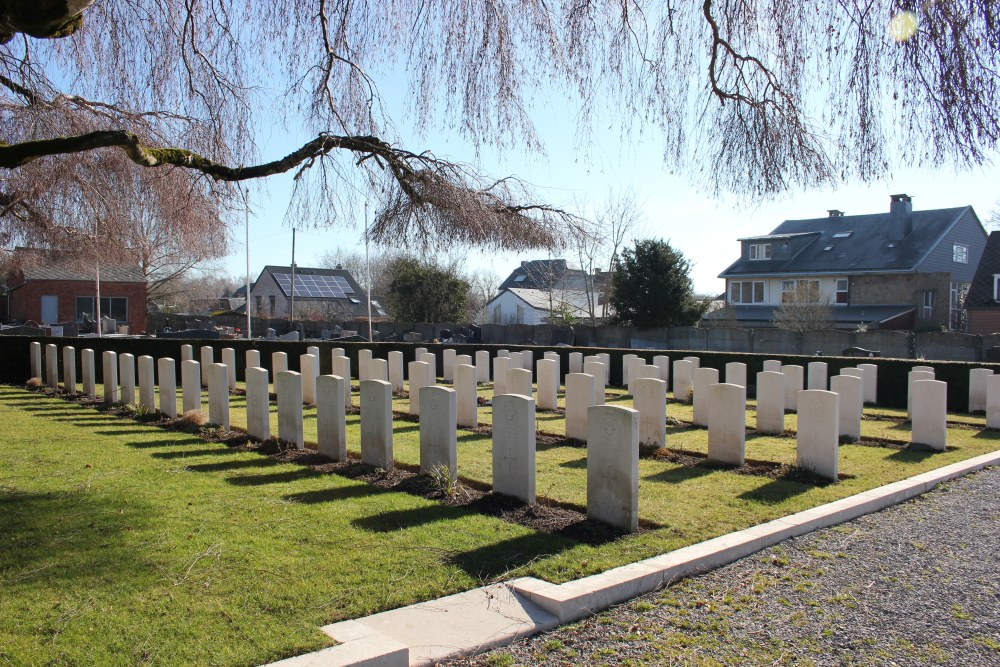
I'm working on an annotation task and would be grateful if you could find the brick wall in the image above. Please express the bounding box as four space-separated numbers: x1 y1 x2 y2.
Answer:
9 279 147 333
967 309 1000 335
849 272 951 327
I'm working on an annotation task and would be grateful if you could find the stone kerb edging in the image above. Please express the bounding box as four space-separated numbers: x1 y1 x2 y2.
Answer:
263 450 1000 667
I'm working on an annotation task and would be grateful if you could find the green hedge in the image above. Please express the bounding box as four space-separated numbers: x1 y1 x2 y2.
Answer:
3 335 996 413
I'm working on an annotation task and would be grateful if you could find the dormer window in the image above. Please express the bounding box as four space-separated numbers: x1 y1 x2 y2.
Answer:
953 244 969 263
748 243 772 260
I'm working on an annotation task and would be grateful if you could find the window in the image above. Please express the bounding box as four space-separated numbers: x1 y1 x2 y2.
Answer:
75 296 127 322
822 245 833 251
832 232 853 239
922 290 935 319
953 243 969 263
748 243 772 260
994 275 1000 302
254 295 262 314
513 274 526 282
950 281 969 331
730 281 764 304
515 304 525 323
835 278 849 305
268 295 276 315
493 304 502 323
781 279 820 304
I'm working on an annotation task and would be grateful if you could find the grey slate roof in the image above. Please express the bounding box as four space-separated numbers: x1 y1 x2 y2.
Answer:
964 231 1000 308
720 207 971 277
498 259 590 291
20 263 146 283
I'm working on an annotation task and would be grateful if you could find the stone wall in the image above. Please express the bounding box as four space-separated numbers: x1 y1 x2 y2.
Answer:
850 272 951 327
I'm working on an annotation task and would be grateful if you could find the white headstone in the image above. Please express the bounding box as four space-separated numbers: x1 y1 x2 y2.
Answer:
497 349 509 358
587 405 639 532
419 352 436 384
331 355 352 408
692 367 719 426
763 359 782 373
841 367 866 402
492 394 536 504
29 341 41 380
455 354 473 368
583 360 606 405
708 382 746 466
634 377 667 448
782 365 804 412
208 363 230 430
331 347 346 358
475 350 490 383
622 354 639 389
360 379 393 468
358 349 373 382
755 371 785 434
408 360 430 415
913 365 935 374
565 373 596 441
569 352 584 374
222 348 236 389
158 357 177 418
367 358 388 382
119 353 136 405
653 355 671 384
683 356 701 368
138 355 155 411
830 374 863 442
245 366 270 441
307 345 320 359
857 363 878 404
81 349 96 396
493 356 512 395
911 379 947 451
536 359 559 410
316 374 347 461
181 359 200 413
968 368 993 414
522 350 534 374
724 361 747 388
300 353 318 405
180 344 193 362
628 358 654 395
388 351 404 392
103 351 118 403
272 351 288 378
597 353 612 378
807 361 828 391
276 370 304 449
62 346 76 395
415 347 428 358
246 349 260 372
442 349 457 382
200 346 213 387
507 368 533 398
419 386 457 483
45 343 58 388
986 374 1000 429
796 389 840 481
907 370 935 419
507 352 523 376
672 359 695 402
455 364 478 428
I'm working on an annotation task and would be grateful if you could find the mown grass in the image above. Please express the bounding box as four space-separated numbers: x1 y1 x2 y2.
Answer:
2 379 998 666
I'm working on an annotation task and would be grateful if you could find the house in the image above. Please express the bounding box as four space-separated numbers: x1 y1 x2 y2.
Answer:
710 194 987 331
963 231 1000 334
248 265 385 321
487 259 607 324
5 253 147 333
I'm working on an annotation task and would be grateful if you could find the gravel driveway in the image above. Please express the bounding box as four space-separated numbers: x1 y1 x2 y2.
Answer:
444 467 1000 666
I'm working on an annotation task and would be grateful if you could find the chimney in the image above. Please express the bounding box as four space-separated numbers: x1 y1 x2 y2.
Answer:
888 193 912 240
827 209 844 217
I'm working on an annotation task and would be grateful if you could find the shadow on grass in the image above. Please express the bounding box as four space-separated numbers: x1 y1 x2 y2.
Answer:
559 457 587 469
226 468 320 487
125 438 201 449
642 464 715 484
352 505 468 532
448 532 580 581
185 458 275 473
151 447 241 460
972 428 1000 439
886 444 956 462
737 479 814 504
284 484 384 504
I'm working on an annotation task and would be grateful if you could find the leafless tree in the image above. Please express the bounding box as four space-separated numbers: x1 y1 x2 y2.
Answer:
464 268 502 324
1 1 998 258
772 283 834 333
318 246 402 303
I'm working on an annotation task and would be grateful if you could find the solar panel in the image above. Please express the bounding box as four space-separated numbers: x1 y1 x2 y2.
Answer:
271 272 356 298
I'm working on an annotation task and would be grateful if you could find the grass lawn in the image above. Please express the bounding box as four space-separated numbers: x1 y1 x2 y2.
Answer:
1 380 998 666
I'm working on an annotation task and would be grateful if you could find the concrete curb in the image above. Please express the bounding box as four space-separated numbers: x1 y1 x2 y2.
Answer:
262 450 1000 667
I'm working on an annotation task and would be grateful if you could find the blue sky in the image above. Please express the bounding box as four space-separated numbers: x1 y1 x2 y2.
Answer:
225 75 1000 296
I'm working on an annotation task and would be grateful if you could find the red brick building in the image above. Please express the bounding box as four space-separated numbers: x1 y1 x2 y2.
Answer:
6 262 147 334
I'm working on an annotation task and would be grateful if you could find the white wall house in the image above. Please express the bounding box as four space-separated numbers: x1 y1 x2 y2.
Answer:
485 288 594 325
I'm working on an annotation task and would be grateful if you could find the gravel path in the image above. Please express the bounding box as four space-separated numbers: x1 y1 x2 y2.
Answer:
444 467 1000 667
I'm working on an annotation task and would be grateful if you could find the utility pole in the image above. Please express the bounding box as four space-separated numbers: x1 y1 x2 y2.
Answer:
365 201 373 342
289 227 296 322
245 187 252 339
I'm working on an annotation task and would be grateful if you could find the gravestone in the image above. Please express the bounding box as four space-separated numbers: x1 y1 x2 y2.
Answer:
443 348 457 382
158 357 177 418
276 371 304 449
536 358 559 410
986 374 1000 429
907 370 935 419
300 353 318 404
692 367 719 426
683 356 700 368
841 368 866 401
493 356 512 395
455 364 478 428
708 383 746 465
796 390 840 481
597 353 612 379
272 351 288 378
755 371 785 434
508 352 523 375
45 343 58 388
419 386 457 483
522 351 534 376
181 344 193 362
103 351 118 403
569 352 583 374
583 359 606 405
913 365 935 374
634 377 667 448
222 348 237 389
724 361 746 388
857 363 878 404
360 379 394 468
408 360 430 415
246 349 261 371
672 359 694 402
911 379 947 451
317 374 347 461
138 355 155 411
968 368 993 414
181 359 200 413
807 361 828 391
622 354 639 389
358 349 373 382
830 374 862 441
507 368 533 398
208 363 231 430
368 358 388 382
331 355 352 407
565 373 596 441
200 346 214 387
497 349 509 358
492 394 536 504
81 349 96 396
475 350 490 383
587 405 639 532
454 354 472 368
119 353 136 405
763 359 782 373
415 347 427 358
653 355 670 384
62 346 76 395
419 352 436 383
782 365 804 412
29 341 41 380
388 351 404 392
245 366 270 441
331 347 345 358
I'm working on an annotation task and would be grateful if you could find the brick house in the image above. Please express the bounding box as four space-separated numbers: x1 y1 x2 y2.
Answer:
6 261 148 333
964 231 1000 334
709 195 987 331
